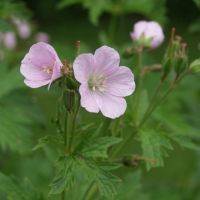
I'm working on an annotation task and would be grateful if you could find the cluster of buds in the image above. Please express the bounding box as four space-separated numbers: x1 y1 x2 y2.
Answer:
161 28 188 82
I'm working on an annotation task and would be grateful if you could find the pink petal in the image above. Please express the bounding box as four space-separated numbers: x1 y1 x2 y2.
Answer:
29 42 56 67
73 53 95 83
79 84 99 113
24 79 50 88
94 46 119 75
106 66 135 97
130 21 147 40
94 92 127 119
20 62 50 81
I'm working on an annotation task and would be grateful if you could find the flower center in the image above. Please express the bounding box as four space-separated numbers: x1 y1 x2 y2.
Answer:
88 74 106 92
43 64 53 76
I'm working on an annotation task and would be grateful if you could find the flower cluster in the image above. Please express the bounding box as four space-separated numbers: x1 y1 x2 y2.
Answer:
20 43 135 118
20 20 165 118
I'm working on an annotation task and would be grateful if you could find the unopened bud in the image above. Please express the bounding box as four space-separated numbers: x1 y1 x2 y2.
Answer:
190 58 200 74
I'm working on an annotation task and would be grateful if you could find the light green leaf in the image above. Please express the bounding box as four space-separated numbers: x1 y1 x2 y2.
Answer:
49 156 78 194
83 159 121 199
140 129 173 170
78 135 122 158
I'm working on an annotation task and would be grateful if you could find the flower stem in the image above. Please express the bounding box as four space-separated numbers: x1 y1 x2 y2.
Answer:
134 47 144 123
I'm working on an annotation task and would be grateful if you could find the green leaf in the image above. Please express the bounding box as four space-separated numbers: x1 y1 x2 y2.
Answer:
0 105 33 154
49 155 121 198
33 135 63 151
84 0 107 25
77 135 122 158
115 171 149 200
140 129 173 170
83 159 121 199
190 59 200 73
0 172 43 200
49 156 78 194
0 67 24 99
193 0 200 8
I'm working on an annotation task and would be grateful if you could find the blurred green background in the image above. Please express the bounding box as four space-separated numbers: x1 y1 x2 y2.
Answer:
0 0 200 199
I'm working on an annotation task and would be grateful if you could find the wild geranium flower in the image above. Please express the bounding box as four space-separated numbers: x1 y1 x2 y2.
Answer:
73 46 135 119
35 32 49 43
20 42 63 88
130 20 164 48
12 17 31 39
3 32 16 49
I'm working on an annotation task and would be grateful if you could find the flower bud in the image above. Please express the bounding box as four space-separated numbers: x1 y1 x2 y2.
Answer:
189 59 200 73
3 32 16 49
35 32 49 43
174 56 188 76
130 20 164 48
12 17 31 39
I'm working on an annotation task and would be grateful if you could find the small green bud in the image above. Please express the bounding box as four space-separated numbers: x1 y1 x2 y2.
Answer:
190 58 200 73
161 58 172 81
174 56 188 75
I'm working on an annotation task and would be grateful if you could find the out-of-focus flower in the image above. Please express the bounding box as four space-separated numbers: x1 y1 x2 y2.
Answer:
130 20 164 48
35 32 49 43
12 17 31 39
20 42 63 88
73 45 135 119
3 32 16 49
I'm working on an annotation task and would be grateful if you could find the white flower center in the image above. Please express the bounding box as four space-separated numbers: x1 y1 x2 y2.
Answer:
43 64 53 76
88 74 106 92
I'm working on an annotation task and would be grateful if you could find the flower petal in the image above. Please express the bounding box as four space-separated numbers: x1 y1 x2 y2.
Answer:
73 53 95 83
94 92 127 119
79 84 99 113
28 42 56 67
24 79 50 88
94 45 119 75
106 66 135 97
20 54 50 81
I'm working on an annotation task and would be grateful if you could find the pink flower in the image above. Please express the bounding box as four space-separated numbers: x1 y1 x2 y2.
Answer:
3 32 16 49
35 32 49 43
73 46 135 119
20 42 63 88
130 20 164 48
12 18 31 39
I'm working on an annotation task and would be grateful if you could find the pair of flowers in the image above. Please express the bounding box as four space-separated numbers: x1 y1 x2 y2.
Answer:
20 42 135 119
20 20 164 119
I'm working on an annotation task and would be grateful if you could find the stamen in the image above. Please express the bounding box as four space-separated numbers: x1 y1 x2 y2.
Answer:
88 74 106 92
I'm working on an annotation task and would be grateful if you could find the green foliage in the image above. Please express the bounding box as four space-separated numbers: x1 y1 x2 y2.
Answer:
50 155 121 198
140 129 173 170
58 0 167 25
0 67 24 99
77 133 122 158
49 156 78 194
0 66 34 154
50 135 122 198
0 0 31 19
193 0 200 8
0 172 43 199
33 135 63 151
115 171 149 200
